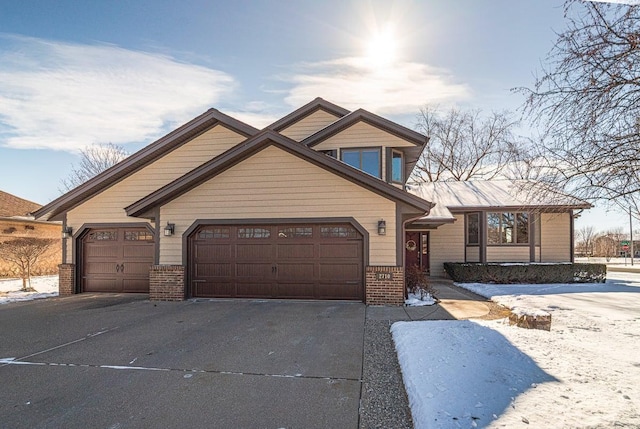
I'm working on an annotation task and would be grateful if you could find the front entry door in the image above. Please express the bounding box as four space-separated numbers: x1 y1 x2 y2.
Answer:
405 231 430 274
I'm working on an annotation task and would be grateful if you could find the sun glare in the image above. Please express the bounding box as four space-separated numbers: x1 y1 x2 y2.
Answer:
364 26 398 69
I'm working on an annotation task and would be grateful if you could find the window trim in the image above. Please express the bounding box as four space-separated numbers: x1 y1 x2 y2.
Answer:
340 147 382 179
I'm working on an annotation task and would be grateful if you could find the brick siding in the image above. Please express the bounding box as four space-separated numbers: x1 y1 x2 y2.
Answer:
149 265 185 301
365 266 405 306
58 264 75 296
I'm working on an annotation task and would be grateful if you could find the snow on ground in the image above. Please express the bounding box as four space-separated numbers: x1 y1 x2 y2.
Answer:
406 291 437 307
393 272 640 429
0 276 59 304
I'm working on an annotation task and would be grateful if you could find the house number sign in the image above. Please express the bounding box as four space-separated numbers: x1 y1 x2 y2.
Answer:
376 272 393 280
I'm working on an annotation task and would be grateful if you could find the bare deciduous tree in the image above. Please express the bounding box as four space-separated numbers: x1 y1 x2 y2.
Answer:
413 106 521 182
517 1 640 212
60 143 129 192
0 238 56 291
576 225 597 257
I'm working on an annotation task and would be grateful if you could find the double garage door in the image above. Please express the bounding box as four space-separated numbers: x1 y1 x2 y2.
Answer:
189 223 364 300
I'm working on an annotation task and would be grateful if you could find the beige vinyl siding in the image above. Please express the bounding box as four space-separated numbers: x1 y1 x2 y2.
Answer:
486 247 530 262
429 215 465 277
280 109 341 141
65 125 246 261
540 212 571 261
465 246 480 262
159 145 398 266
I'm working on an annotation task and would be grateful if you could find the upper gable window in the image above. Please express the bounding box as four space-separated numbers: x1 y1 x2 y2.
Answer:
391 150 403 183
341 148 381 178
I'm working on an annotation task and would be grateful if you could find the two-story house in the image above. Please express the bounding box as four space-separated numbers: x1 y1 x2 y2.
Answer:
34 98 589 305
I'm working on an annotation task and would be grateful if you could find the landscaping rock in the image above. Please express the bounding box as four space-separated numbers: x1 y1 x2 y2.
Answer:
509 308 552 331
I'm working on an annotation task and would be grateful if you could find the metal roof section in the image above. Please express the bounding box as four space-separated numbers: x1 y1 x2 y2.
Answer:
407 180 592 224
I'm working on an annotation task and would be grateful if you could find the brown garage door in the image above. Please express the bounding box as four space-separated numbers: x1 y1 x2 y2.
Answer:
82 227 155 293
189 223 363 300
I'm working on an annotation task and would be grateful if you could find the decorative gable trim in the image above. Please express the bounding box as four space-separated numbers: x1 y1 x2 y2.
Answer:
33 109 259 221
267 97 349 132
125 130 433 218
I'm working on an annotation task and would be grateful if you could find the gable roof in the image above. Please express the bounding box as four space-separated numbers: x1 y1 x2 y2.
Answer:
34 109 259 221
0 190 41 218
267 97 349 132
302 108 427 148
407 180 592 224
125 129 434 218
301 108 428 179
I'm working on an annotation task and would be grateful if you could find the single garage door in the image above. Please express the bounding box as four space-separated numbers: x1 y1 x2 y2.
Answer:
189 223 363 300
82 227 155 293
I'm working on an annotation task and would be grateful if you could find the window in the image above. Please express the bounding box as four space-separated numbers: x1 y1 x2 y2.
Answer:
391 151 403 183
466 213 480 245
88 231 116 241
124 231 154 241
341 148 381 178
320 225 358 238
237 227 271 239
487 212 529 244
197 228 229 239
278 227 312 238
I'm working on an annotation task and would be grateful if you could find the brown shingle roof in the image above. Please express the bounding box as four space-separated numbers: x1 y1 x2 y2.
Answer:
0 190 42 217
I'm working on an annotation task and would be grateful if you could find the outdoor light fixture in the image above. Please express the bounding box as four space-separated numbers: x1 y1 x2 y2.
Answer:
377 219 386 236
62 226 73 239
164 223 175 237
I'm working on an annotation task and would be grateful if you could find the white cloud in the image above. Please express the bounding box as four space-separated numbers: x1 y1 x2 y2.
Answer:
0 35 236 151
284 56 470 115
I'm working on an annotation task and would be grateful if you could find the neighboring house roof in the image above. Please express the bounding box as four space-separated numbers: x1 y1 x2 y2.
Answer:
407 180 592 224
267 97 349 132
0 190 41 217
126 129 434 218
34 109 259 221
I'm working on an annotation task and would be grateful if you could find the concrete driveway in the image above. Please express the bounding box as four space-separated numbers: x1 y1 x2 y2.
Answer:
0 295 365 429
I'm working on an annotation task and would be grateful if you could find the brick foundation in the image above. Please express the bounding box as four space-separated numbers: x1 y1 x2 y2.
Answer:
58 264 75 296
149 265 185 301
365 266 405 306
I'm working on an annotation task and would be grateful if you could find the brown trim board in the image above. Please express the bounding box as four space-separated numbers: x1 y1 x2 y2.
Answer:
267 97 349 132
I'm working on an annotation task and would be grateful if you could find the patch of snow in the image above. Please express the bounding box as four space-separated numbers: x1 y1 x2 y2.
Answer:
0 276 58 304
510 307 550 317
405 292 437 307
394 272 640 428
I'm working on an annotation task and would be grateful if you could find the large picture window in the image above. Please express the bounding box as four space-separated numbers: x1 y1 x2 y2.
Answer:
487 212 529 244
341 148 381 178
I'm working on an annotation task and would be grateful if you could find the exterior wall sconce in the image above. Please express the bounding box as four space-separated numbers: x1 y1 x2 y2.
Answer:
62 226 73 239
377 219 386 236
164 223 175 237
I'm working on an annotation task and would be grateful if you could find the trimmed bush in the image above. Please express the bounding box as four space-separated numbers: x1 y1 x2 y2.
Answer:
443 262 606 284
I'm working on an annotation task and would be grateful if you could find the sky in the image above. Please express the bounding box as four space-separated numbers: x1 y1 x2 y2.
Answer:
0 0 633 232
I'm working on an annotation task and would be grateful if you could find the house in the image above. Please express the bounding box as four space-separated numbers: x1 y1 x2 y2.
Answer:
0 190 61 277
34 98 589 305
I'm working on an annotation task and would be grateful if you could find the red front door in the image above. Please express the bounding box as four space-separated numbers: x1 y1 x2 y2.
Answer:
405 231 430 274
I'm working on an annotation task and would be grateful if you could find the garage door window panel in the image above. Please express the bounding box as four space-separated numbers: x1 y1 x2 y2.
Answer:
238 227 271 239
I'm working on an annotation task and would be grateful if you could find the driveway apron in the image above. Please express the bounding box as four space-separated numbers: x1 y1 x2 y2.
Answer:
0 295 365 429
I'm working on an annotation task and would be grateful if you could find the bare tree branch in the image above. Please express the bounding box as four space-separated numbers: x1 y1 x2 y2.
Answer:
60 143 129 192
413 106 522 182
0 238 56 291
516 1 640 211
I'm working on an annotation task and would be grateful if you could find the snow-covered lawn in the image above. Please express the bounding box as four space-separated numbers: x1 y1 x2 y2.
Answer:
393 272 640 428
0 276 58 304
